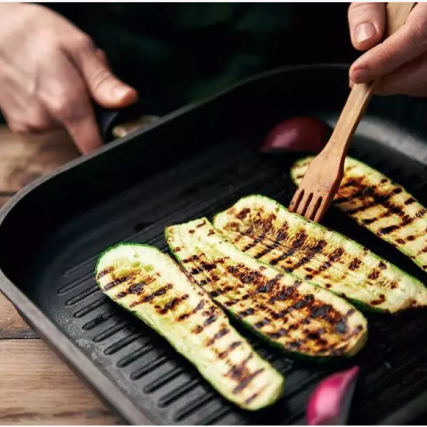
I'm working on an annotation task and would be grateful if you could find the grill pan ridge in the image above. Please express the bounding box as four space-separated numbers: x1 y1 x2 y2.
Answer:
2 65 427 424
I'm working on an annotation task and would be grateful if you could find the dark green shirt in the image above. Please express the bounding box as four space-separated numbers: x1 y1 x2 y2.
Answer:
47 3 356 114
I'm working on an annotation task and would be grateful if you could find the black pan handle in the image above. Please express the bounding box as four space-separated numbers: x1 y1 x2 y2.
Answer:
94 102 147 143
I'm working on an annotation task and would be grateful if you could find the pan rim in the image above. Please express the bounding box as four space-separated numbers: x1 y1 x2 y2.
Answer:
5 62 424 425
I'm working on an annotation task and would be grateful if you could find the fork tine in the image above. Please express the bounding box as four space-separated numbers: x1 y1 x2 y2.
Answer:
289 189 305 213
313 206 326 223
313 192 336 222
306 196 323 221
300 192 313 217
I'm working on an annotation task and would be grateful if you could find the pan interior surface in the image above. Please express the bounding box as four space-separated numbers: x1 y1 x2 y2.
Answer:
2 66 427 425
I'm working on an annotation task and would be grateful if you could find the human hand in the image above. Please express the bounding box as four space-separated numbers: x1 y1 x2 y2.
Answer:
348 2 427 96
0 3 138 153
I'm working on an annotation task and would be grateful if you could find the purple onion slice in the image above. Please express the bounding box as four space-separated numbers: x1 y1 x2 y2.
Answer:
306 366 360 425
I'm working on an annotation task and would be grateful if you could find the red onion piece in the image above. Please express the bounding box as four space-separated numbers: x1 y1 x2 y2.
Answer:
260 117 331 154
306 366 360 425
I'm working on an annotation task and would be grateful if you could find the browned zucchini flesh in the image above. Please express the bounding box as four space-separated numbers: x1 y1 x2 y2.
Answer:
213 195 427 313
95 244 284 410
292 156 427 276
166 219 368 360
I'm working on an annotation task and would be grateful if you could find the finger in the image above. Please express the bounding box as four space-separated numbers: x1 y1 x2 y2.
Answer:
348 2 386 50
69 36 138 108
62 102 103 153
95 48 109 67
4 110 56 135
21 105 59 134
350 3 426 83
0 87 58 134
374 53 427 97
40 54 103 153
6 120 57 135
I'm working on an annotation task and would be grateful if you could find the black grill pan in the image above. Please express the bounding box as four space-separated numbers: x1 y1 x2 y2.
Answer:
3 64 427 425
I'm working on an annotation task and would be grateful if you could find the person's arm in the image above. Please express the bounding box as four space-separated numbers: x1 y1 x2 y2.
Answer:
348 2 427 97
0 3 138 153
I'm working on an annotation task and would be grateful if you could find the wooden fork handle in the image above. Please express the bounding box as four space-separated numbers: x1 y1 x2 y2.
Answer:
325 2 416 160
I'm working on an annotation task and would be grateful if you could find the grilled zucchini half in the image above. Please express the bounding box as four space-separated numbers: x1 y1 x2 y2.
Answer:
292 156 427 275
95 244 284 411
165 219 368 360
213 195 427 313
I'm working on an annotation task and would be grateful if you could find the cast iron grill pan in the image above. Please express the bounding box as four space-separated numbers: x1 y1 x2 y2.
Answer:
2 65 427 425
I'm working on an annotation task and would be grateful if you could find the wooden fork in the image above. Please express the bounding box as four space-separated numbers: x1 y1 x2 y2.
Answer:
289 2 416 223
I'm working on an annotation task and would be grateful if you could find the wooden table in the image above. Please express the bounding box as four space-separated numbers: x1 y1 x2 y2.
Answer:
0 126 117 425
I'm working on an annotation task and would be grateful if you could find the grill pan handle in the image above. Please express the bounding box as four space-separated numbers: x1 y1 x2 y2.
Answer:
94 103 160 143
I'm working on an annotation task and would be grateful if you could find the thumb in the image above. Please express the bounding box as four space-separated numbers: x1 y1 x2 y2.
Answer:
73 40 138 108
348 2 386 51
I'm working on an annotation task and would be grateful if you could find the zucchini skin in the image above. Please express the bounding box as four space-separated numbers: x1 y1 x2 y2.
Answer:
95 243 284 411
165 219 368 360
292 156 427 276
213 195 427 313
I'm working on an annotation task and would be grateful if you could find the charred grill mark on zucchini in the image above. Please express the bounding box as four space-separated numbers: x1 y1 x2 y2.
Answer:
158 294 190 314
233 368 265 394
192 325 204 334
368 270 380 280
228 360 252 381
103 275 131 291
379 225 402 235
218 262 347 349
348 258 362 271
378 261 387 270
166 219 368 359
214 195 427 313
206 327 231 346
243 237 264 252
130 283 175 307
182 255 199 264
176 299 210 322
128 282 146 294
239 307 255 318
291 156 427 276
218 342 246 362
96 266 113 279
371 294 386 306
204 313 218 326
96 244 284 410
